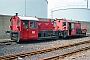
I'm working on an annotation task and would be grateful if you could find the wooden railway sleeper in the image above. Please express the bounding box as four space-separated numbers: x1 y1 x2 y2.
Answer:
33 50 45 54
19 54 27 57
41 46 90 60
52 58 59 60
9 56 18 59
0 58 6 60
1 40 90 60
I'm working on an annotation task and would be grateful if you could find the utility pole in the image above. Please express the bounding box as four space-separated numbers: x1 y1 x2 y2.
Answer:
87 0 88 9
25 0 26 16
85 0 88 9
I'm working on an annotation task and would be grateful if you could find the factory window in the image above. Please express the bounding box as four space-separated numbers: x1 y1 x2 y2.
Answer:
34 22 38 28
62 22 66 26
23 21 28 28
30 21 37 28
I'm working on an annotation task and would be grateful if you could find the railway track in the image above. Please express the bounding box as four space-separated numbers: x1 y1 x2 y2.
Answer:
0 40 16 46
0 40 90 60
40 46 90 60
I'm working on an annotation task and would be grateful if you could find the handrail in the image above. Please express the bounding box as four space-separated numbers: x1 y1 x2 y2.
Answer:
51 5 90 11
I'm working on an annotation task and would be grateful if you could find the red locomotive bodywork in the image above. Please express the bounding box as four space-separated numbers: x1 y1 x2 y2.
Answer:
54 19 68 30
71 22 81 35
74 22 81 29
9 14 39 42
53 19 87 37
38 21 53 30
7 13 87 42
53 19 68 38
10 16 20 31
20 20 38 40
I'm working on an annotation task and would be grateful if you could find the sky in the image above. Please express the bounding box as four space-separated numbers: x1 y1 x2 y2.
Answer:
0 0 47 18
0 0 90 18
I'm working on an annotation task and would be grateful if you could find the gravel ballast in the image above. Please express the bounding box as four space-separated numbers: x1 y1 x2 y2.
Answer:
0 36 90 59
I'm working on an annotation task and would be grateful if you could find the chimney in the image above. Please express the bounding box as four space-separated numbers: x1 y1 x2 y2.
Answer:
15 13 18 16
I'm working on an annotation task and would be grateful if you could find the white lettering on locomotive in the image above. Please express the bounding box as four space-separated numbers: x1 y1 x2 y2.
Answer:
32 31 35 34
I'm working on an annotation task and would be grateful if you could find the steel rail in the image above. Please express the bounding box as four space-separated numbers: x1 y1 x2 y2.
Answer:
40 46 90 60
0 40 90 60
0 40 15 45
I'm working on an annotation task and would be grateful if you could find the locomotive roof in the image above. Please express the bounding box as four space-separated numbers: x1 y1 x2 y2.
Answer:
18 16 39 21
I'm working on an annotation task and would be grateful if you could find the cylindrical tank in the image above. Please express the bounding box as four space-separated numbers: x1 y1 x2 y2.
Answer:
0 0 47 18
53 7 90 22
48 0 90 22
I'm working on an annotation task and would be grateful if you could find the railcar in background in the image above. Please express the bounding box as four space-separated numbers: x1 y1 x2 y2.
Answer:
54 19 87 38
6 13 87 42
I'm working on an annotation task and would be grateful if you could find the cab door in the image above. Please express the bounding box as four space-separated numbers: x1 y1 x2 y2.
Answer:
29 21 38 39
22 20 29 39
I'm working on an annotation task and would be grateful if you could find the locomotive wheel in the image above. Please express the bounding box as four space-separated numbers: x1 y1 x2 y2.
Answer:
62 30 67 38
83 33 86 36
16 32 20 43
55 31 59 39
10 32 20 43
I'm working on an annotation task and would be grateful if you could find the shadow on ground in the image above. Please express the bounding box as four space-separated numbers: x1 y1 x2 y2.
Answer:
18 35 89 44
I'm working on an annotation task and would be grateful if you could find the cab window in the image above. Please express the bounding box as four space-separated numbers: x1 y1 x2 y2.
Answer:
23 21 28 28
34 22 38 28
62 22 66 26
71 23 74 28
30 21 37 28
53 22 56 27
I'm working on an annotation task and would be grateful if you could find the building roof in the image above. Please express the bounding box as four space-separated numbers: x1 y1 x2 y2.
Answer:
18 16 39 21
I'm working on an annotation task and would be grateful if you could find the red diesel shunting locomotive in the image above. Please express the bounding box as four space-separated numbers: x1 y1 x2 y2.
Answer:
6 13 87 42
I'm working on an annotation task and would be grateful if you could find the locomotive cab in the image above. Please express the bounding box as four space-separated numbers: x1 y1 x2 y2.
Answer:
9 13 39 42
53 19 68 38
21 19 38 40
68 21 87 36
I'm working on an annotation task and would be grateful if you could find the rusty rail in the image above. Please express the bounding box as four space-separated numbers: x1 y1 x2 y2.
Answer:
40 46 90 60
0 40 15 45
0 40 90 60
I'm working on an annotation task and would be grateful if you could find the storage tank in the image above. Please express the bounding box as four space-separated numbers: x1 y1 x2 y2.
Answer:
0 0 47 18
52 6 90 22
48 0 90 22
